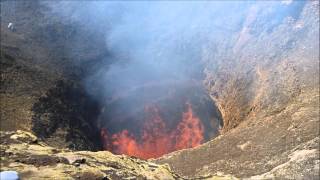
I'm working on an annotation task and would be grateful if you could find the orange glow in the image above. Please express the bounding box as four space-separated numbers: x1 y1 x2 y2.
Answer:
101 103 204 159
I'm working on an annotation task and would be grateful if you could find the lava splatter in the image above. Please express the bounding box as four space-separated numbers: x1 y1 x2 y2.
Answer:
101 103 204 159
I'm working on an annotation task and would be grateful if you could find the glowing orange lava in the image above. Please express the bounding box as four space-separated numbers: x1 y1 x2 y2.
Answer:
101 103 204 159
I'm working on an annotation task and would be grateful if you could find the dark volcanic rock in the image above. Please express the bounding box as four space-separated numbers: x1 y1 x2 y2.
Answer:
0 1 108 151
31 80 102 151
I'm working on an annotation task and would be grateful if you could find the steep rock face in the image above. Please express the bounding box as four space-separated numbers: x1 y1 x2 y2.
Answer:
0 1 107 150
155 1 319 179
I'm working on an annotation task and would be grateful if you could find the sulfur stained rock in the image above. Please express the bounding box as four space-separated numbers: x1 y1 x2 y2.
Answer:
0 130 239 179
10 130 38 143
0 130 179 179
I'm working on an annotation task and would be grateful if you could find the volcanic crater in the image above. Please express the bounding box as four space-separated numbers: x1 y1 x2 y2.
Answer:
0 1 319 179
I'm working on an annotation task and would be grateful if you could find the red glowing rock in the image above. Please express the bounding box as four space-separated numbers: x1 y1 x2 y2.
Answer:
101 103 204 159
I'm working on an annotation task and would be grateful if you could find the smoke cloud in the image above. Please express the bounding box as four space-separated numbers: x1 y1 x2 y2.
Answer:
41 0 305 139
43 1 250 98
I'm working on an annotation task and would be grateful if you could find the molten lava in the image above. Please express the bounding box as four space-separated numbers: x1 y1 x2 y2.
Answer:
101 103 204 159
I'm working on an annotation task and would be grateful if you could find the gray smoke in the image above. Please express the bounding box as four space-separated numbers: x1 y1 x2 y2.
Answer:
40 1 303 128
42 1 251 98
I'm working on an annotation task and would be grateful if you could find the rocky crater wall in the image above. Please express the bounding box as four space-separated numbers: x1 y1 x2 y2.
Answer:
155 1 319 179
0 1 319 179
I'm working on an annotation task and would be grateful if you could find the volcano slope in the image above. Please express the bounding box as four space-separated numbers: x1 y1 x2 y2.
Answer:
155 1 320 179
1 1 319 179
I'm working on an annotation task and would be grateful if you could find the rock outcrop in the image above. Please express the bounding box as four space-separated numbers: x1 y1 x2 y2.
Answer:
0 130 183 180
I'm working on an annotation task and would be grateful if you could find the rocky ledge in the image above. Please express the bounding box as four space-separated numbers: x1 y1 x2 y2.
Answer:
0 130 237 180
